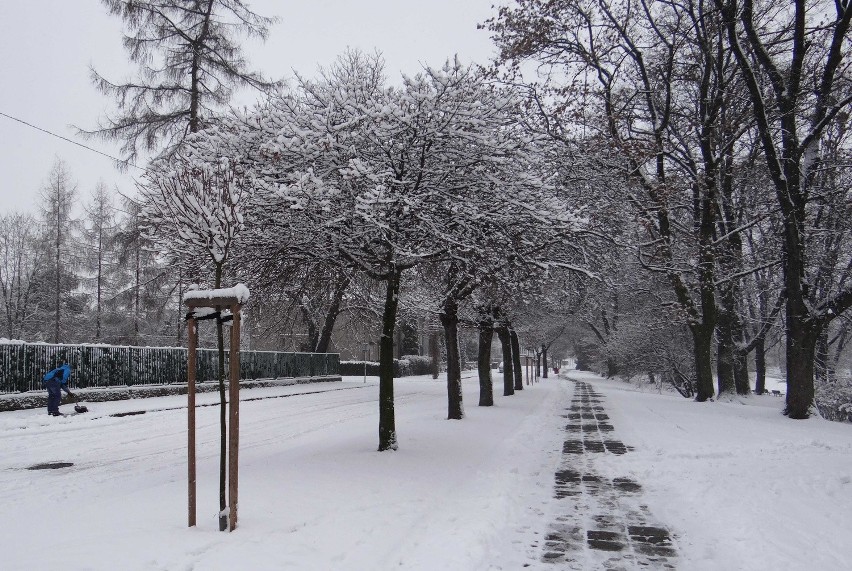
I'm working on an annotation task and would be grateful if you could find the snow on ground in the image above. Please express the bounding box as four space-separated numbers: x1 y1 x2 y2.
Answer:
1 370 850 570
565 371 852 570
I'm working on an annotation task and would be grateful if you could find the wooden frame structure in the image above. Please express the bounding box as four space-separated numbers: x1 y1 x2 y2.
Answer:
185 293 243 531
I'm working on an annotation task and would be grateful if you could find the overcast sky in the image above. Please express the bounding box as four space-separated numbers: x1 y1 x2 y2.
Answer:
0 0 500 216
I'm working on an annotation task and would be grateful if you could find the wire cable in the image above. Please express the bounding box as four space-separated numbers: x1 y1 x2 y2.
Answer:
0 110 148 172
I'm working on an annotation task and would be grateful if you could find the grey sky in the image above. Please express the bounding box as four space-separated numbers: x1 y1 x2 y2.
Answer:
0 0 499 216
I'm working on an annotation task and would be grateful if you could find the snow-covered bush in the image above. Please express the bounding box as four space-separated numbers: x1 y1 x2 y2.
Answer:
815 373 852 423
400 355 432 376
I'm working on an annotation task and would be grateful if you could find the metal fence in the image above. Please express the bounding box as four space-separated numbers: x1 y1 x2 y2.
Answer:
0 342 340 394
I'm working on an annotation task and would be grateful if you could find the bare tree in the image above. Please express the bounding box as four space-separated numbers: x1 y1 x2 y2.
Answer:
0 213 43 339
714 0 852 417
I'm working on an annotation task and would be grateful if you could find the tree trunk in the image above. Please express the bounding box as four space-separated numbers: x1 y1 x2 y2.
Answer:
315 275 349 353
477 319 494 407
542 346 549 379
378 268 402 451
718 288 751 396
785 312 820 419
733 348 750 396
496 326 514 396
692 325 716 402
440 296 464 420
96 223 103 341
429 330 440 379
177 272 184 345
300 302 319 352
754 336 767 395
716 318 736 396
214 262 227 531
510 328 523 391
54 205 61 343
134 243 141 344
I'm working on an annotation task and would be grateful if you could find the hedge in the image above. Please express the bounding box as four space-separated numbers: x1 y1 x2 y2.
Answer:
0 341 339 394
339 355 434 378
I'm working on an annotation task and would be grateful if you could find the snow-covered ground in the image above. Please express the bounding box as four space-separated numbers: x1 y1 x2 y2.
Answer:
1 371 850 570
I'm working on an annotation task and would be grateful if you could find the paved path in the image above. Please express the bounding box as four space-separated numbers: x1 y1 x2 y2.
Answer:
535 379 678 569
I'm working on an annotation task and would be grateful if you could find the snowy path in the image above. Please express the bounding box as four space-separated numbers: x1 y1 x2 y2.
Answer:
538 379 677 569
3 371 851 570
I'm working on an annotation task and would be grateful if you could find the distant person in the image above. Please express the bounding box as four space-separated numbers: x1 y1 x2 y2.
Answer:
43 363 74 416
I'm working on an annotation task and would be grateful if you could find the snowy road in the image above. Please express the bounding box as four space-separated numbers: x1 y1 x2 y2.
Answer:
1 375 568 570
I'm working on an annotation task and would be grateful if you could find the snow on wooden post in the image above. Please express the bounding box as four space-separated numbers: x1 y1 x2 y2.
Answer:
184 283 250 532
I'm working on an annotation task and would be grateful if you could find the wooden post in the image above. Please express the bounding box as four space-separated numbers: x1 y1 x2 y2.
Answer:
187 317 197 528
228 304 241 531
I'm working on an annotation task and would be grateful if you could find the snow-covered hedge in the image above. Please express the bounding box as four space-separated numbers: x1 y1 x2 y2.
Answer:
0 341 339 394
816 374 852 423
400 355 432 376
340 355 433 378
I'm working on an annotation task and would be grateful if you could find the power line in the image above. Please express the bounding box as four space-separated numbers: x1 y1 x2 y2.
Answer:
0 110 149 172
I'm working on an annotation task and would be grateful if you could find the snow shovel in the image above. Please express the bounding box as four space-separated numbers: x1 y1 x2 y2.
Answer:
73 395 88 414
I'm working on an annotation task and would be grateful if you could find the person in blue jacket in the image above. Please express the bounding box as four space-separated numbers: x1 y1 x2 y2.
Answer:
43 363 74 416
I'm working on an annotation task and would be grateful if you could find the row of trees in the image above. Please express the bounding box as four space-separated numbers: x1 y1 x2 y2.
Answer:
486 0 852 418
137 51 599 451
8 1 851 429
0 159 171 345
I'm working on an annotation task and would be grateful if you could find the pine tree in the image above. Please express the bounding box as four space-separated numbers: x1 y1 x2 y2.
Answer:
80 181 118 341
38 159 79 343
85 0 279 162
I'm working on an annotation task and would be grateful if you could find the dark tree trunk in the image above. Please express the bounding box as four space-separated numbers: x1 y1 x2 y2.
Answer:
477 319 494 407
177 267 184 345
718 288 752 396
716 318 736 396
378 268 402 451
754 336 767 395
496 326 514 396
510 328 523 391
692 325 716 402
733 348 750 396
542 346 549 379
785 314 820 419
440 296 464 420
605 359 618 378
533 352 539 383
301 303 319 352
315 275 349 353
